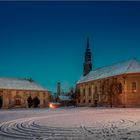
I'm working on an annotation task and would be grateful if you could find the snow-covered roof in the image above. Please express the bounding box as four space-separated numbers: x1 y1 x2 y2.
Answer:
77 58 140 84
0 78 47 91
59 95 71 101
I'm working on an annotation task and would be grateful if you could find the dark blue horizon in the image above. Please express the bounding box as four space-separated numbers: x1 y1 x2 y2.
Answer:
0 1 140 93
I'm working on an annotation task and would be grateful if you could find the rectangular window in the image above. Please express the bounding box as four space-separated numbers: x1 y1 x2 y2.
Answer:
89 100 91 103
95 86 97 94
102 85 104 95
89 87 91 96
83 88 85 96
43 99 46 105
132 82 137 93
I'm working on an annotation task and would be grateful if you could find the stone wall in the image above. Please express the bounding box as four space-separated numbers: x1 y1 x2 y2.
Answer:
76 73 140 108
0 89 50 109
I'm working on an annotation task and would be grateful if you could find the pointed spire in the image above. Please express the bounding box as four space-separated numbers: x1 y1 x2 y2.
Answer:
83 37 92 76
87 37 89 49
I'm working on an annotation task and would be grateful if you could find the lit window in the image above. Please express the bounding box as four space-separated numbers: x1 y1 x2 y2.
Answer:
132 82 137 93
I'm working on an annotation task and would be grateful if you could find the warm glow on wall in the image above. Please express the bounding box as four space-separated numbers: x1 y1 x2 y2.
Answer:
49 102 61 108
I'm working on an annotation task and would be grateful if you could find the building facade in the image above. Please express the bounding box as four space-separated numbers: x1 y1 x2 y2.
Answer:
76 40 140 107
0 78 50 109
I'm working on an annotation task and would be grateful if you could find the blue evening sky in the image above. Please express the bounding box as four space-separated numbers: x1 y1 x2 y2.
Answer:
0 1 140 92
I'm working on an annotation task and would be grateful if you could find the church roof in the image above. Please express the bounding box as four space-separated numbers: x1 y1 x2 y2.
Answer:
0 78 47 91
77 58 140 84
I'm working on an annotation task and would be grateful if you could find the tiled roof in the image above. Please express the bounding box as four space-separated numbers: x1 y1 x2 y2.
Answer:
77 58 140 84
0 78 46 91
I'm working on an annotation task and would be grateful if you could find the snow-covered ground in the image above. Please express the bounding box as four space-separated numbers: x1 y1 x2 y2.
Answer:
1 107 140 140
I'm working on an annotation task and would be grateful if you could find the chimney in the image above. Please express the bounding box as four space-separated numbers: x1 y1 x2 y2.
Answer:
57 82 61 96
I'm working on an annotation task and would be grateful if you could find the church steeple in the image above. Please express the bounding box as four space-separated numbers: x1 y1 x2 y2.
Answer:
83 38 92 76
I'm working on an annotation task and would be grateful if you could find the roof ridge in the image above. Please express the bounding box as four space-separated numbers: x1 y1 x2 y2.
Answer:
0 77 47 91
125 58 140 72
78 58 140 84
125 59 135 72
93 58 134 72
0 77 34 82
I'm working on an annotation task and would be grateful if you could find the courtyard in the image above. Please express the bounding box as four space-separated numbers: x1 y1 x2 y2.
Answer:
0 107 140 140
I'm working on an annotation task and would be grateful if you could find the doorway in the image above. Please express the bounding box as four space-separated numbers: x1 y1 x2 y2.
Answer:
94 100 98 107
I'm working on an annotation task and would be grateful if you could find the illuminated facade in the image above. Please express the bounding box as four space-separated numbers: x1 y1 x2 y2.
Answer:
0 78 50 109
76 40 140 107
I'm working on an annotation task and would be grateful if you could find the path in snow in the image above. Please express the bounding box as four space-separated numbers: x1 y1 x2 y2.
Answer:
0 108 140 140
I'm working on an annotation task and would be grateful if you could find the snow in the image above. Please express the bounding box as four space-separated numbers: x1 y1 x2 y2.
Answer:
1 107 140 139
78 58 140 84
0 78 46 91
59 95 71 101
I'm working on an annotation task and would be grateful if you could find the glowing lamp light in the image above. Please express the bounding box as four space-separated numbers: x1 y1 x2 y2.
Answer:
49 102 61 108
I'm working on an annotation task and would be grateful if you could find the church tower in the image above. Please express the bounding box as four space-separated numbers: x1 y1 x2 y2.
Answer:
57 82 61 96
83 38 92 76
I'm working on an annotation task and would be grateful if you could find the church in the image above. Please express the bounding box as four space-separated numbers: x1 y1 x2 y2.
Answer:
0 78 50 109
76 39 140 107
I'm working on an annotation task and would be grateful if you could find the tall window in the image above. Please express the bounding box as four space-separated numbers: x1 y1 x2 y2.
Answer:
118 83 122 94
102 85 105 95
83 88 85 96
95 86 97 94
89 87 91 96
132 82 137 93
